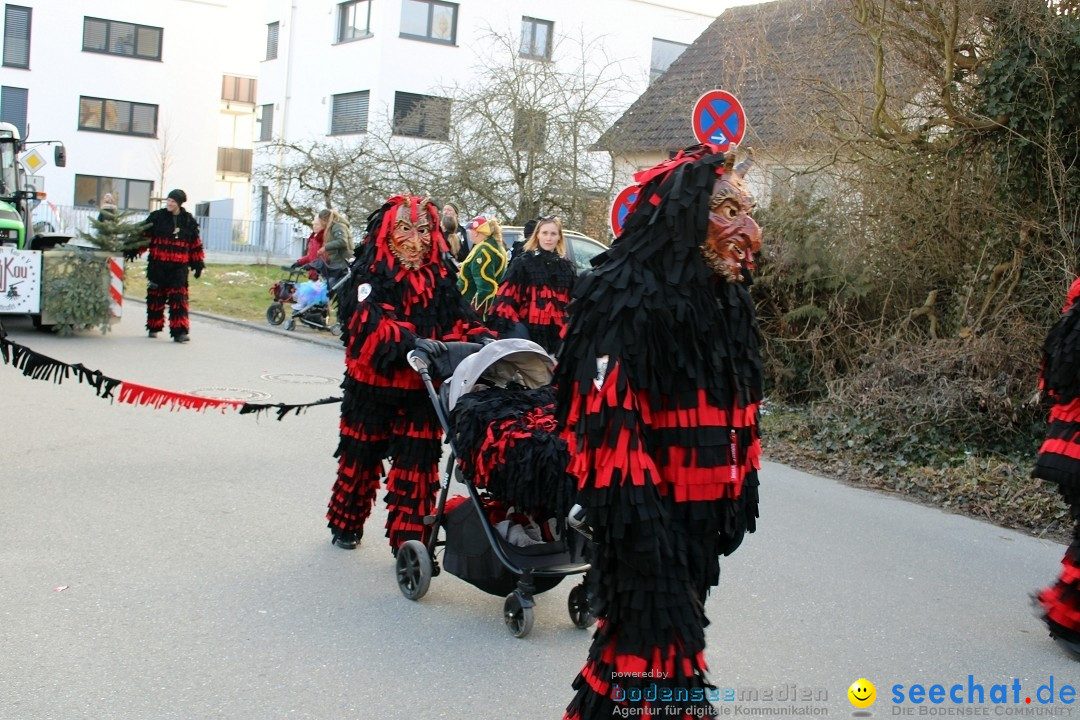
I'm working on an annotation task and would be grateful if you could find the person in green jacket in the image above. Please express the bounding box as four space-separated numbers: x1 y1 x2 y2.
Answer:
457 215 508 320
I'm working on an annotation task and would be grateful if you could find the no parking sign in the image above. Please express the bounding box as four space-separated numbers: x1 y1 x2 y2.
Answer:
691 90 746 150
609 184 640 238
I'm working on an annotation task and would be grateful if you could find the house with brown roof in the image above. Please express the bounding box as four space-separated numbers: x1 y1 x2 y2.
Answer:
597 0 879 208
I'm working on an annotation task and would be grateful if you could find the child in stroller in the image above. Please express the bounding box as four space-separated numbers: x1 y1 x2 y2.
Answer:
266 266 334 334
266 263 349 335
397 338 593 638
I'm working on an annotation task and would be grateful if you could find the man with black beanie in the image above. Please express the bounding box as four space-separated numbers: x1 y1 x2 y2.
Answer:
131 188 205 342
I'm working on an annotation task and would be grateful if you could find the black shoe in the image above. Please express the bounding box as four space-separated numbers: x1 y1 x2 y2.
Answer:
173 333 190 343
332 531 360 550
148 330 159 338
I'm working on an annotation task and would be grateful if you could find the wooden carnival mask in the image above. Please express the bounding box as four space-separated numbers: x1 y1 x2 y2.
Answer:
701 151 761 283
390 200 434 270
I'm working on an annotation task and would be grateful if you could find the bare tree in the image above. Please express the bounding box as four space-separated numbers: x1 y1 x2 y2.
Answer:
253 137 385 227
149 121 175 200
254 26 632 237
427 27 630 232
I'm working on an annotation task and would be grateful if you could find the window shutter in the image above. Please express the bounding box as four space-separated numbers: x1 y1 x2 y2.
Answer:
83 18 107 51
258 104 274 141
266 22 279 60
4 5 30 68
0 85 27 137
132 104 156 136
331 91 369 134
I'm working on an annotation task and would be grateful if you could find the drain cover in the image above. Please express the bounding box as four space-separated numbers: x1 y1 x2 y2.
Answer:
188 387 272 401
260 373 337 384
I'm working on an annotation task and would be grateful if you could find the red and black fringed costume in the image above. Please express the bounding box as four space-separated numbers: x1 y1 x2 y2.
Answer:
136 207 204 339
450 383 575 529
555 145 763 719
328 195 492 553
488 249 575 356
1033 277 1080 658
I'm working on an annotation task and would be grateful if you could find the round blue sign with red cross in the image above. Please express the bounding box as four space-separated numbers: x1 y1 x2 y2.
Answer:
609 184 640 238
692 90 746 150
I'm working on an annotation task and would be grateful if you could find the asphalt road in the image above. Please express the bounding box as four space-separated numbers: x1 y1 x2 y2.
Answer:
1 309 1077 720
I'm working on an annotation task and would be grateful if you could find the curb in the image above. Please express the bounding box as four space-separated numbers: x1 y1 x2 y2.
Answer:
123 296 344 350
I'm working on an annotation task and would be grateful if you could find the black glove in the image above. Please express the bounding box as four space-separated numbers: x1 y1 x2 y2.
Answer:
413 338 447 357
192 264 204 279
290 261 300 269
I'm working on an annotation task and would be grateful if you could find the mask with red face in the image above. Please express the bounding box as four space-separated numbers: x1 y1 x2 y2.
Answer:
701 153 761 283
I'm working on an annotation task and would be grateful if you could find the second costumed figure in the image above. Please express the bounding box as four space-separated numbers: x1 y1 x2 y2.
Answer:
556 144 764 719
327 195 492 552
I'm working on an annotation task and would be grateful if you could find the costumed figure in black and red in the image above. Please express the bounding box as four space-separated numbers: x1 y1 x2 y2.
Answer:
555 144 763 719
488 216 576 357
134 188 205 343
1033 277 1080 659
327 195 493 552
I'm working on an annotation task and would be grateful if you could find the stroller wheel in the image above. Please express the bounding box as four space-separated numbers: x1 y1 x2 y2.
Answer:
284 317 296 331
503 592 535 638
266 303 286 326
395 540 432 601
567 582 596 629
329 322 342 337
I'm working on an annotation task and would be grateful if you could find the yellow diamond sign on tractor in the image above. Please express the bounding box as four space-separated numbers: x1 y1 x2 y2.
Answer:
21 148 45 174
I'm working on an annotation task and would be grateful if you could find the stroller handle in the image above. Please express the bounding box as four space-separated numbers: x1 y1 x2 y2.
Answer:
406 349 430 375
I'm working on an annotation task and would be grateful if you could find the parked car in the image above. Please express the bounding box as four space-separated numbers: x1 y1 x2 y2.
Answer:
500 226 608 274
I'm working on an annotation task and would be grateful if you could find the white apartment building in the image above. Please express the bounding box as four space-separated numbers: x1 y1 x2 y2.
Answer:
253 0 716 220
0 0 259 221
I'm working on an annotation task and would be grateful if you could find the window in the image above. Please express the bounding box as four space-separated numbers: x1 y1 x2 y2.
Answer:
3 5 30 68
512 107 546 151
265 21 279 60
0 85 26 138
257 103 273 141
519 16 552 61
331 91 369 135
393 91 451 140
78 96 157 137
82 17 162 60
222 75 257 104
74 175 153 211
337 1 372 42
650 38 688 83
400 0 457 45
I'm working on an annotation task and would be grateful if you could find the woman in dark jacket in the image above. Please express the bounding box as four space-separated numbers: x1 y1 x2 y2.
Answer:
292 212 326 280
489 216 575 356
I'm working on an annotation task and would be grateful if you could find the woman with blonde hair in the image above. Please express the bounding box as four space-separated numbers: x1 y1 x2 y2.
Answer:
457 215 507 320
489 215 575 355
307 208 352 287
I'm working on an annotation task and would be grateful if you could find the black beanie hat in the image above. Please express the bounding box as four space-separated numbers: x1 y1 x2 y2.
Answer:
167 188 187 205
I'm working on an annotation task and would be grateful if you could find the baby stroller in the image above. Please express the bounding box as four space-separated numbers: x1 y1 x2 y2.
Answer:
401 339 593 638
265 265 347 336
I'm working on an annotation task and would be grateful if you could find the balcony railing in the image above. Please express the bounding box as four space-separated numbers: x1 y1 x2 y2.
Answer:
217 147 253 176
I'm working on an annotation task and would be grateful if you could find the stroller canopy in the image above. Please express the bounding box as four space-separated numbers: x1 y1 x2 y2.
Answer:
446 339 554 412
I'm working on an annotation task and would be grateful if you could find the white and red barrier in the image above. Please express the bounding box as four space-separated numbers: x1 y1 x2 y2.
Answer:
108 257 123 318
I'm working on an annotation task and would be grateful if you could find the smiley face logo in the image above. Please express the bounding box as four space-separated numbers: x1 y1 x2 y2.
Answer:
848 678 876 709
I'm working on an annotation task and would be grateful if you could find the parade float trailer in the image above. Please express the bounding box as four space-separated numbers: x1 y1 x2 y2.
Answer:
0 122 122 332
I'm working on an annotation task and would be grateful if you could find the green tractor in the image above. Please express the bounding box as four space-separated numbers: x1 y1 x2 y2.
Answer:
0 121 67 250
